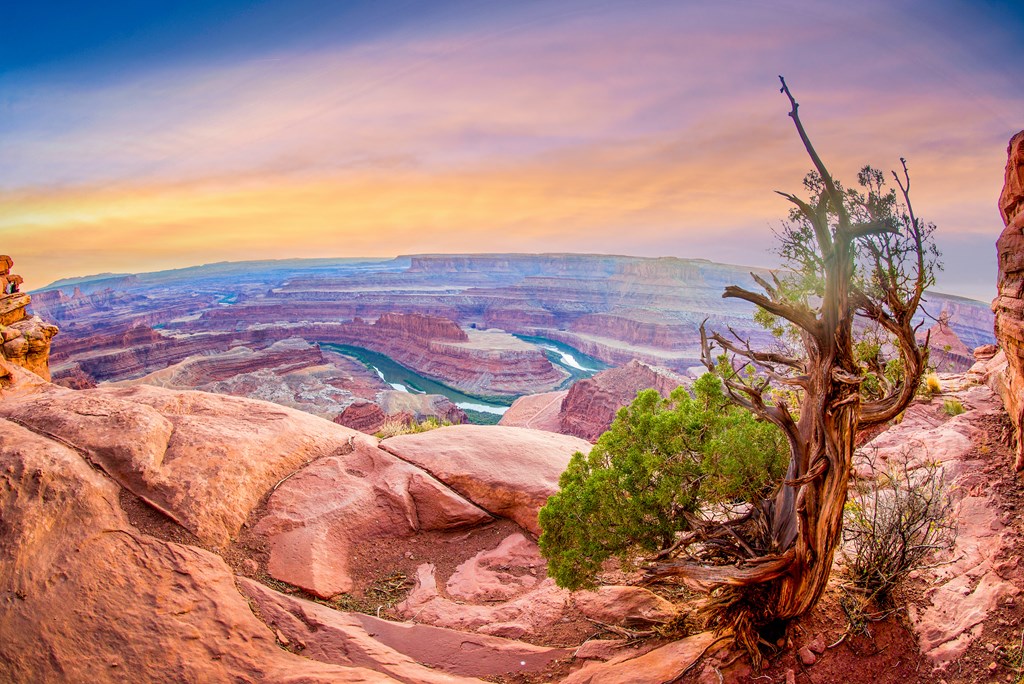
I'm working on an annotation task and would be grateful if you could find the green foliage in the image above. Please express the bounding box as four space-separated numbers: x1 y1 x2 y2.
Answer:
942 398 965 416
538 374 788 590
757 168 940 394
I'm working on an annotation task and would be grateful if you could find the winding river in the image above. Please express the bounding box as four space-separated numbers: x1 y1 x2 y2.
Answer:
321 337 607 424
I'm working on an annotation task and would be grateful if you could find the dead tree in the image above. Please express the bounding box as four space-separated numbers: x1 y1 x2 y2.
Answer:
649 77 936 658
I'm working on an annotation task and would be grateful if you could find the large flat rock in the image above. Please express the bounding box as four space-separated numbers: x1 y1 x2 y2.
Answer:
239 578 569 680
254 439 491 597
0 382 366 547
0 417 394 683
380 425 592 535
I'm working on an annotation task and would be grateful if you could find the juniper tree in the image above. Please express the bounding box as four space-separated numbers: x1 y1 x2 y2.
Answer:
645 77 937 659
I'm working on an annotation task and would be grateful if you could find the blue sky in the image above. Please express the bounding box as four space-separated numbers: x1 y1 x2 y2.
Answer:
1 0 1022 300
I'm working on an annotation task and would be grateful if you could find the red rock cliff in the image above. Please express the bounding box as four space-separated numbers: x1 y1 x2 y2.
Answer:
559 360 685 442
994 130 1024 469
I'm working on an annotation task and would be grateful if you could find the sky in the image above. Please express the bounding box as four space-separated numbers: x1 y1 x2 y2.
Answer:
1 0 1021 301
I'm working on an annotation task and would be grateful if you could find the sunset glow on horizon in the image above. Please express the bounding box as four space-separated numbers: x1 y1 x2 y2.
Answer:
2 0 1021 300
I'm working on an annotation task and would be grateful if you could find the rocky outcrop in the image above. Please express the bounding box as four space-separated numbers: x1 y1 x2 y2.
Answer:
0 383 387 683
858 377 1018 666
921 319 974 372
254 438 491 597
109 339 387 419
0 365 604 682
0 380 369 548
336 393 469 434
377 391 468 425
336 400 389 432
380 425 592 535
0 256 58 380
994 129 1024 469
325 314 567 396
559 360 686 442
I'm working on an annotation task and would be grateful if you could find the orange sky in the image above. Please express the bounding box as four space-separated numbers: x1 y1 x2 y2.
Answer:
1 1 1021 300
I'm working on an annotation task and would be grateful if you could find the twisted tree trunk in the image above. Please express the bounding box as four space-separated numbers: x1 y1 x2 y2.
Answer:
651 78 931 656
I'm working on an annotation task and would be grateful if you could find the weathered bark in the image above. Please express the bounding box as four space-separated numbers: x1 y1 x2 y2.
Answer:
651 77 931 650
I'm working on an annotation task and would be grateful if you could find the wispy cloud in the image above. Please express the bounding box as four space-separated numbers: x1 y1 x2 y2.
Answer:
1 0 1020 300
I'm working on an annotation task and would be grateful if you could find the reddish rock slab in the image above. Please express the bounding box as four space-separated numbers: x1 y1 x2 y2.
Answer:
498 390 568 433
239 578 569 680
859 381 1021 667
446 533 545 602
397 535 676 640
0 382 367 547
254 440 491 597
380 425 591 535
0 417 393 684
994 129 1024 469
562 631 726 684
559 360 685 442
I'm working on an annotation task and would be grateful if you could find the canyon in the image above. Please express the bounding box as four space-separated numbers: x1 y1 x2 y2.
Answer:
30 253 994 431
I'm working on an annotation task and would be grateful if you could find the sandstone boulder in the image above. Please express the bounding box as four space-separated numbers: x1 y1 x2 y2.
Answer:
562 632 726 684
380 424 592 535
254 440 491 597
0 383 366 547
0 417 391 683
0 298 58 380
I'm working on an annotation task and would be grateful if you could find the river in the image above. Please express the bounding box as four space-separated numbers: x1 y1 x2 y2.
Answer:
321 337 607 424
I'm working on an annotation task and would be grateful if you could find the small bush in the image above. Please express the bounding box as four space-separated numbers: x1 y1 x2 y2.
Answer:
924 373 942 396
375 416 449 439
942 398 965 416
843 449 956 599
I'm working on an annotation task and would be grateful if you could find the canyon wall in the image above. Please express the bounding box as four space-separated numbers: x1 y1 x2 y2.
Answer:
994 130 1024 469
36 253 994 423
501 360 687 442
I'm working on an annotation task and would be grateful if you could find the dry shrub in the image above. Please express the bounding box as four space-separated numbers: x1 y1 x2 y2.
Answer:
375 416 449 439
942 398 965 416
843 448 956 600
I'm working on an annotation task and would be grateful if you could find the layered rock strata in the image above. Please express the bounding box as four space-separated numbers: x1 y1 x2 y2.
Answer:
500 360 687 442
558 360 686 441
0 256 58 380
994 129 1024 469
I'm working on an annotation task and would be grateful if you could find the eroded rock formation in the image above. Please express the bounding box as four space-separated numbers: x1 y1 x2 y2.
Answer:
0 256 58 380
994 130 1024 469
380 425 592 535
329 314 568 396
0 360 679 682
558 360 685 441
